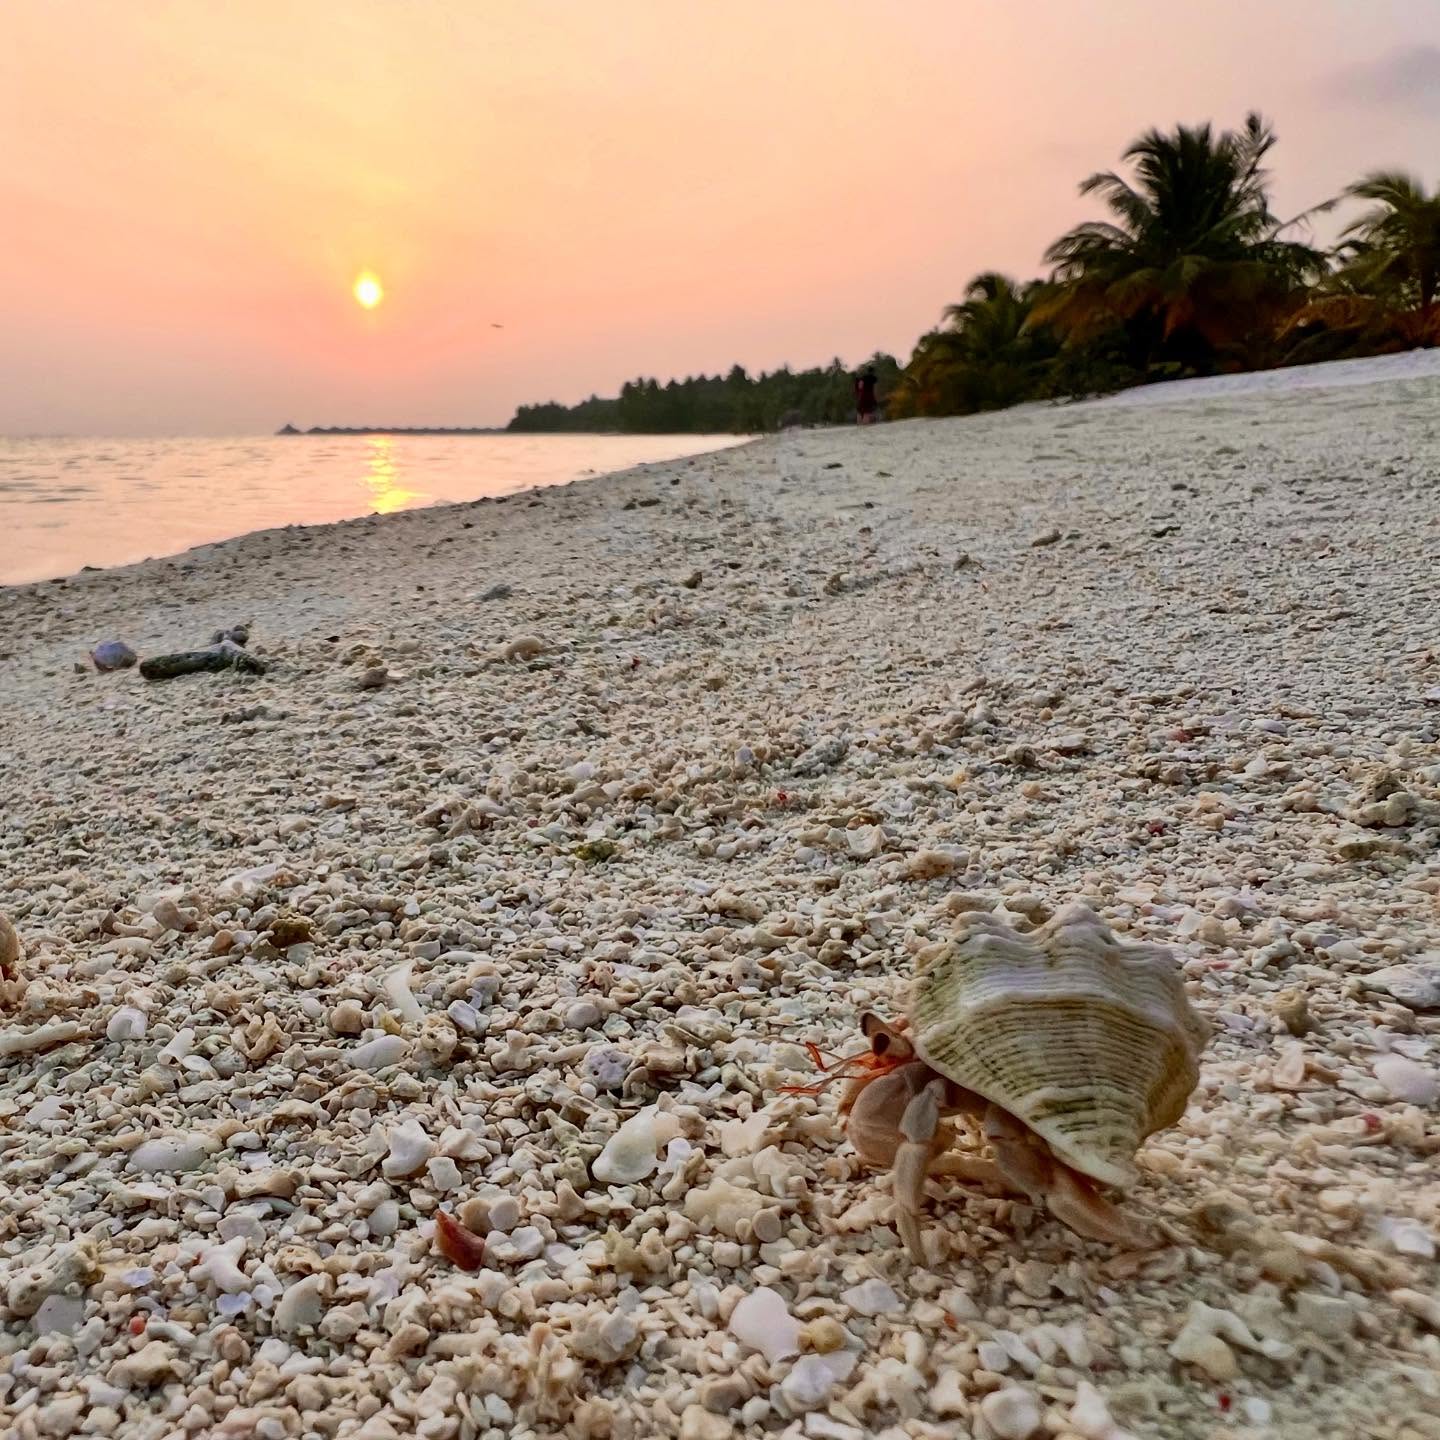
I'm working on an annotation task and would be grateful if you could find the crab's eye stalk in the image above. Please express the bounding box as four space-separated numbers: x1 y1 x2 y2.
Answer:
860 1012 914 1062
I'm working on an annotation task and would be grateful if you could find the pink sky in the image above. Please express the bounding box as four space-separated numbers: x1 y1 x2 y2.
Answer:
4 1 1439 434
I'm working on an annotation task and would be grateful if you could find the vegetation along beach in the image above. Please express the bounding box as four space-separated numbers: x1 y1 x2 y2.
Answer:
509 116 1440 434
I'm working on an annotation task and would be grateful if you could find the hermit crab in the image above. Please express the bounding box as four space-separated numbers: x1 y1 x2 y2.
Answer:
792 903 1209 1258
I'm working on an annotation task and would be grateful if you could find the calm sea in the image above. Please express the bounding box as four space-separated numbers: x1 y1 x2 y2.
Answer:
0 433 749 585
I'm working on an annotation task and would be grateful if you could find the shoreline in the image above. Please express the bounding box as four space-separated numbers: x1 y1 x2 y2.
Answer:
12 344 1437 597
0 434 766 599
0 438 763 682
3 368 1439 1438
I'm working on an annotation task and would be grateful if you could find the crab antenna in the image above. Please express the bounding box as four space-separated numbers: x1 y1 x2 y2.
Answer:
778 1050 877 1096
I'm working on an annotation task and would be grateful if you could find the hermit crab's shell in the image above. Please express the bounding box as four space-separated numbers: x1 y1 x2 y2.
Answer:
909 903 1209 1188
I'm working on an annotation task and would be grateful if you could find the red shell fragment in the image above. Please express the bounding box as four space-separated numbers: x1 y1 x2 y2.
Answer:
434 1209 487 1271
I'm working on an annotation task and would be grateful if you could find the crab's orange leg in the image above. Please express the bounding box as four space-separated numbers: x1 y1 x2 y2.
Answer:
801 1040 857 1071
778 1039 909 1096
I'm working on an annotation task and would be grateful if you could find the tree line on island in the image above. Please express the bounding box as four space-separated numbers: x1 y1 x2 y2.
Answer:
506 360 904 434
507 114 1440 433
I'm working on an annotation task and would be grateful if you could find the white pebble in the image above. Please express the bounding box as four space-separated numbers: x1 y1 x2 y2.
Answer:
129 1134 217 1174
592 1108 662 1184
33 1293 86 1336
381 1118 435 1179
1377 1216 1435 1259
565 1000 601 1029
1373 1054 1438 1106
27 1095 66 1124
779 1351 857 1413
1363 963 1440 1011
446 999 480 1032
426 1156 462 1191
506 1226 545 1261
728 1285 801 1364
487 1194 521 1232
349 1034 409 1072
1069 1381 1129 1440
752 1208 783 1244
366 1201 401 1237
980 1386 1043 1439
272 1274 328 1335
106 1006 148 1042
978 1339 1011 1372
841 1277 900 1316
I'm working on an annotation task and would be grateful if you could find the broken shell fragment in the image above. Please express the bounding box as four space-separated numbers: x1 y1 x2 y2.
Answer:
434 1209 487 1271
106 1006 148 1042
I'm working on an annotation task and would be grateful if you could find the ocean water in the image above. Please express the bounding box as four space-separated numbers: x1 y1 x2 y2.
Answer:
0 432 749 585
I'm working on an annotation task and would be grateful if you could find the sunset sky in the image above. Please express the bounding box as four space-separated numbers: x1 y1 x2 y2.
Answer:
4 1 1439 435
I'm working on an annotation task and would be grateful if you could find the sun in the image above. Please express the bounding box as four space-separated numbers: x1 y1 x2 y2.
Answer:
353 272 384 309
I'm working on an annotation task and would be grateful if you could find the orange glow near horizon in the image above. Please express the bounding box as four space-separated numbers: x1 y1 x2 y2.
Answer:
3 1 1439 435
353 273 384 310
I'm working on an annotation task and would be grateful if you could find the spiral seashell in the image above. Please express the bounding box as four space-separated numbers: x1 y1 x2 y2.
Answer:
910 902 1209 1186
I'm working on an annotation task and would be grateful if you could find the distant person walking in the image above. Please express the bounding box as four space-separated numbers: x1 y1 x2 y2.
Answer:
854 366 879 425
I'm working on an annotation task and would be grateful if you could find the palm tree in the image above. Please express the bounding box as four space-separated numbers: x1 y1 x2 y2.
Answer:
1337 171 1440 341
943 272 1034 348
890 273 1055 418
1034 113 1320 372
1276 250 1405 365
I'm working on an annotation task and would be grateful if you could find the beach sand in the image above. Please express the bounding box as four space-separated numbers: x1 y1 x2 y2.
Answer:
3 358 1439 1438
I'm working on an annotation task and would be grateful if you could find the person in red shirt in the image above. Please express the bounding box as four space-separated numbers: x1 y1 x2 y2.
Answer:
854 366 878 425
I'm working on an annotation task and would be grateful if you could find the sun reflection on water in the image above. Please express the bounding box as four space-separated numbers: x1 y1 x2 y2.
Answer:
363 436 425 514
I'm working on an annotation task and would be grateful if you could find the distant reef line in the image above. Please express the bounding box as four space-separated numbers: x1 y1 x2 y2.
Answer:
276 424 509 436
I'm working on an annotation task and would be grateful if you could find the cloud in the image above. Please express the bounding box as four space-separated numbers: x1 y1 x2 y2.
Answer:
1325 44 1440 105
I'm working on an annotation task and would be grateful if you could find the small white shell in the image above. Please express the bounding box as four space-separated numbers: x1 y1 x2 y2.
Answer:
107 1006 148 1042
381 1118 435 1179
349 1034 409 1071
384 961 424 1023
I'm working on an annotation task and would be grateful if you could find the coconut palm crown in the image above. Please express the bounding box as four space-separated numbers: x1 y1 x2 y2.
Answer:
1339 171 1440 327
1033 113 1320 366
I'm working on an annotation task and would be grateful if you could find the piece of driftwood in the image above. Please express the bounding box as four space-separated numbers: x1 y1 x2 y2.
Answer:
139 640 267 681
